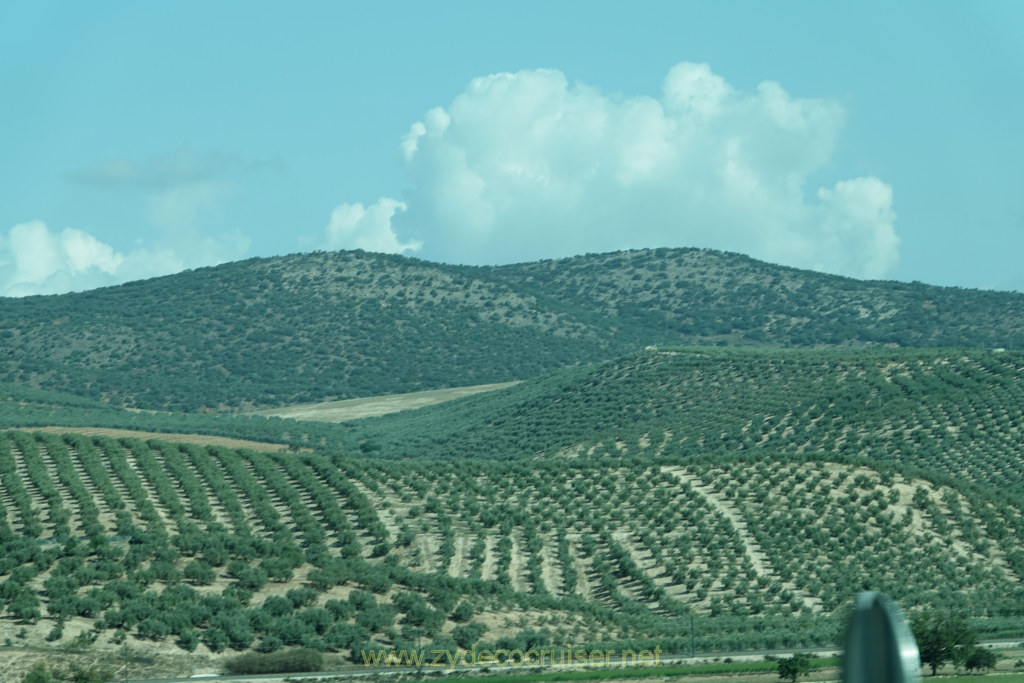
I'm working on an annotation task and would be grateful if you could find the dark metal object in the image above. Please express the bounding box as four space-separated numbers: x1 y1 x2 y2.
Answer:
843 591 921 682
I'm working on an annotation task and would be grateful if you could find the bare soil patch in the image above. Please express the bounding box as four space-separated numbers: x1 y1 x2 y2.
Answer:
246 382 519 422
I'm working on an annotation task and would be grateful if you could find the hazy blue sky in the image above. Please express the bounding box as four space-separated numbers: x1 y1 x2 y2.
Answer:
2 1 1022 296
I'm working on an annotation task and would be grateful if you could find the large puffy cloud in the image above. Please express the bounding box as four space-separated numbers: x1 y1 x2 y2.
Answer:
0 220 243 297
319 198 422 255
1 221 124 295
377 62 898 278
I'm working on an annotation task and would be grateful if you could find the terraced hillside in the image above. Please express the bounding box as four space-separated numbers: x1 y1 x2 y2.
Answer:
1 248 1023 411
1 429 1022 660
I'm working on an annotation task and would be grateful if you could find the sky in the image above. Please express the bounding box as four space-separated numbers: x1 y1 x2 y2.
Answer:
1 1 1023 297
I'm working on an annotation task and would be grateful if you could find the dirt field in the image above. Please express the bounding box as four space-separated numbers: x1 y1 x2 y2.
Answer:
246 382 519 422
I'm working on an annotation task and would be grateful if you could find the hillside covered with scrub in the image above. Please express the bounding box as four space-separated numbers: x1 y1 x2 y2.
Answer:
1 248 1023 412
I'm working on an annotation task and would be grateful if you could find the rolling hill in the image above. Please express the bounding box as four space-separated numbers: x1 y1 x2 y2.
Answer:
1 429 1022 662
351 347 1024 494
1 347 1023 669
2 249 1024 676
1 248 1022 411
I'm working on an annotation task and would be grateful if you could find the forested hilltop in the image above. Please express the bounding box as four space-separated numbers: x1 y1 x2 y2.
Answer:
1 248 1022 411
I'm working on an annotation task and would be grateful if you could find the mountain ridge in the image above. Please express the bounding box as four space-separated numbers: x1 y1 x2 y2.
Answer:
1 247 1022 412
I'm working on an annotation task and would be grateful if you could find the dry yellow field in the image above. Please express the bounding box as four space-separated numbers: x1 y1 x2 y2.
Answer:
246 382 519 422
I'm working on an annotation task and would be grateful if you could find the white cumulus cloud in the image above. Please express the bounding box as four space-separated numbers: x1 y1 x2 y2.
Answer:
0 221 126 296
320 198 422 255
378 61 899 278
0 220 246 297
